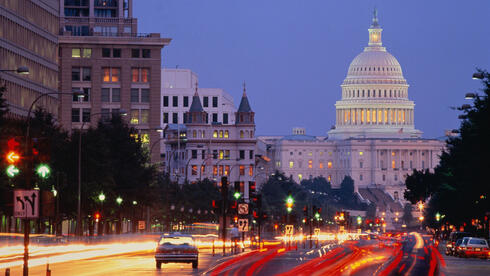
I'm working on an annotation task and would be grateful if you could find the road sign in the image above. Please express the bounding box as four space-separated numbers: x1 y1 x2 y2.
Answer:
285 225 294 235
138 221 146 230
357 229 362 234
238 218 249 232
314 228 320 236
13 190 39 218
238 203 249 215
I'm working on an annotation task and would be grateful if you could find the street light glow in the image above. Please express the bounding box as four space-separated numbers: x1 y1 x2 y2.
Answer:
116 197 123 205
98 193 105 202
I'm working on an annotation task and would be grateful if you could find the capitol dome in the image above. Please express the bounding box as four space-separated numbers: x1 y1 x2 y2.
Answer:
328 10 422 140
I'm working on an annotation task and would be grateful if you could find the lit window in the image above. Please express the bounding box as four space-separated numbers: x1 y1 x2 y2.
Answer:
111 68 120 82
141 68 149 82
308 152 312 156
308 160 313 169
249 165 253 176
219 130 223 138
327 175 331 182
392 160 396 169
225 150 230 160
392 151 395 156
140 133 149 145
289 161 294 168
140 109 149 124
131 68 139 82
191 165 197 175
319 162 324 169
239 165 245 176
298 174 303 181
192 130 197 138
359 151 363 156
219 150 224 160
327 161 332 169
213 166 217 176
224 130 229 138
130 109 139 124
240 131 244 138
213 130 218 138
82 48 91 58
102 68 110 82
225 165 230 176
72 48 81 58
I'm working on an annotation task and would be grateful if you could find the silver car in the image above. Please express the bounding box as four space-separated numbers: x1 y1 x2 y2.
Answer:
155 233 198 269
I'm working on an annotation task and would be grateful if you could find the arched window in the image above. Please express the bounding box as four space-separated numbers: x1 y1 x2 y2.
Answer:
224 130 229 138
240 130 244 138
192 130 197 138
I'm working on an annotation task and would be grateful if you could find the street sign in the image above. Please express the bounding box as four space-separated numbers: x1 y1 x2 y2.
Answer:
238 218 249 232
314 228 320 236
238 203 249 215
138 221 146 230
13 190 39 218
285 225 294 235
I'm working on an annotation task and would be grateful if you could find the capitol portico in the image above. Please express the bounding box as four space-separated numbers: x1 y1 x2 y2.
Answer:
259 12 445 210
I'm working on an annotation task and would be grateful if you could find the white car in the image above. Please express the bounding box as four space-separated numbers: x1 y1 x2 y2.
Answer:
458 237 489 259
155 233 198 269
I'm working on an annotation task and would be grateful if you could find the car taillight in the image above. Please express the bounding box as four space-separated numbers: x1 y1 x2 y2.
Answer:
466 247 472 250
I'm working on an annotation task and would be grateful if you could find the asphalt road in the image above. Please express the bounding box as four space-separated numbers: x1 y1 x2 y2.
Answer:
440 243 490 276
7 249 222 276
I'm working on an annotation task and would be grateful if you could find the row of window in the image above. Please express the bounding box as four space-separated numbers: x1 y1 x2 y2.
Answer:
71 107 150 125
288 160 333 169
289 151 333 156
162 112 229 124
71 48 151 59
163 95 218 108
190 165 254 177
343 89 407 99
71 87 149 103
72 67 149 83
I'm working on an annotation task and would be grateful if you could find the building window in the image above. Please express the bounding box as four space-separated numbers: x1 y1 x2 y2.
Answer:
239 165 245 176
360 174 363 181
113 48 121 58
223 113 228 124
359 151 364 156
73 87 90 102
111 88 120 102
172 113 178 124
308 160 313 169
72 67 80 81
219 150 224 160
240 131 244 138
72 108 80 122
203 97 209 107
289 161 294 168
163 112 168 124
327 161 332 169
225 150 230 160
140 109 149 124
410 160 413 169
224 130 229 138
249 165 253 176
249 150 254 159
142 49 151 58
131 49 140 58
183 96 189 107
298 174 303 181
131 68 138 82
327 175 331 182
72 48 81 58
163 96 169 107
360 161 363 168
382 174 386 181
212 96 218 107
212 113 218 123
394 174 398 181
172 96 178 107
239 150 245 159
131 89 139 103
82 67 91 81
422 161 425 169
101 109 110 121
130 109 139 124
191 165 197 175
102 67 120 82
141 89 149 103
392 160 396 169
401 161 405 169
102 48 111 57
192 150 197 159
101 88 110 102
319 162 324 169
82 108 90 122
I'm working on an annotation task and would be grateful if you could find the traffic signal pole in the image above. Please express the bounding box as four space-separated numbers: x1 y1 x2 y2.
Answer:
221 177 228 256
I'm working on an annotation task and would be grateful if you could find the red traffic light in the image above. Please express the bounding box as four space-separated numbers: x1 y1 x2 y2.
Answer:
7 138 20 149
94 212 101 222
253 210 258 218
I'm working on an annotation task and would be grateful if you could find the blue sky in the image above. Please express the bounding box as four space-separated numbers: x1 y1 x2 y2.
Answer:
135 0 489 138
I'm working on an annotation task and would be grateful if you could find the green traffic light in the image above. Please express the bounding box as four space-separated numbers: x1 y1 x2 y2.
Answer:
36 164 50 178
6 165 20 178
286 196 294 204
234 192 241 200
315 212 320 219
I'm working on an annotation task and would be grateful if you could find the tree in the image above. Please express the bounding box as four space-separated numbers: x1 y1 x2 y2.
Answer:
403 169 438 204
403 69 490 229
339 175 355 203
402 203 413 225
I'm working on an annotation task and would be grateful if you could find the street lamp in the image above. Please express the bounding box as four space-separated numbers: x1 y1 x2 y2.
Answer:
98 193 106 202
76 109 127 237
116 196 123 205
0 66 29 75
132 200 138 205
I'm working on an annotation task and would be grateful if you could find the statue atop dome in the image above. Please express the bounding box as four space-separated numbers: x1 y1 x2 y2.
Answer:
371 8 379 28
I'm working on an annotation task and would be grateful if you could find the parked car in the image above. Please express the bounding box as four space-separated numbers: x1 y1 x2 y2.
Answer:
155 233 198 269
457 237 489 259
445 232 471 255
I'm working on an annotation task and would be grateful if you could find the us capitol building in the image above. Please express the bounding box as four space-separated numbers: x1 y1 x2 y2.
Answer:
259 12 445 208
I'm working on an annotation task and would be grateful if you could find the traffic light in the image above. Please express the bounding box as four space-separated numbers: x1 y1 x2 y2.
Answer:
4 138 21 178
435 212 441 222
286 191 294 213
249 181 256 197
36 163 51 179
94 212 101 222
314 206 320 220
357 216 362 225
233 181 241 200
6 164 20 178
303 206 308 218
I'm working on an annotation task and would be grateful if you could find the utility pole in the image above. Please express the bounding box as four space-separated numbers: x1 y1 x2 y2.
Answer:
221 176 228 255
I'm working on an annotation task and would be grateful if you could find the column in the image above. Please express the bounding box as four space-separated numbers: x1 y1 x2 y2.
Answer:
89 0 94 17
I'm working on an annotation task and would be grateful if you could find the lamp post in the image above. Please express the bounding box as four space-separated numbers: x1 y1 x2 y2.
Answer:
21 87 84 276
0 66 29 75
98 192 105 235
76 109 127 237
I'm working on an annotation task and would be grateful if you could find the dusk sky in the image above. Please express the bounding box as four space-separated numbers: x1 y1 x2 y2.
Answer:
135 0 490 138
